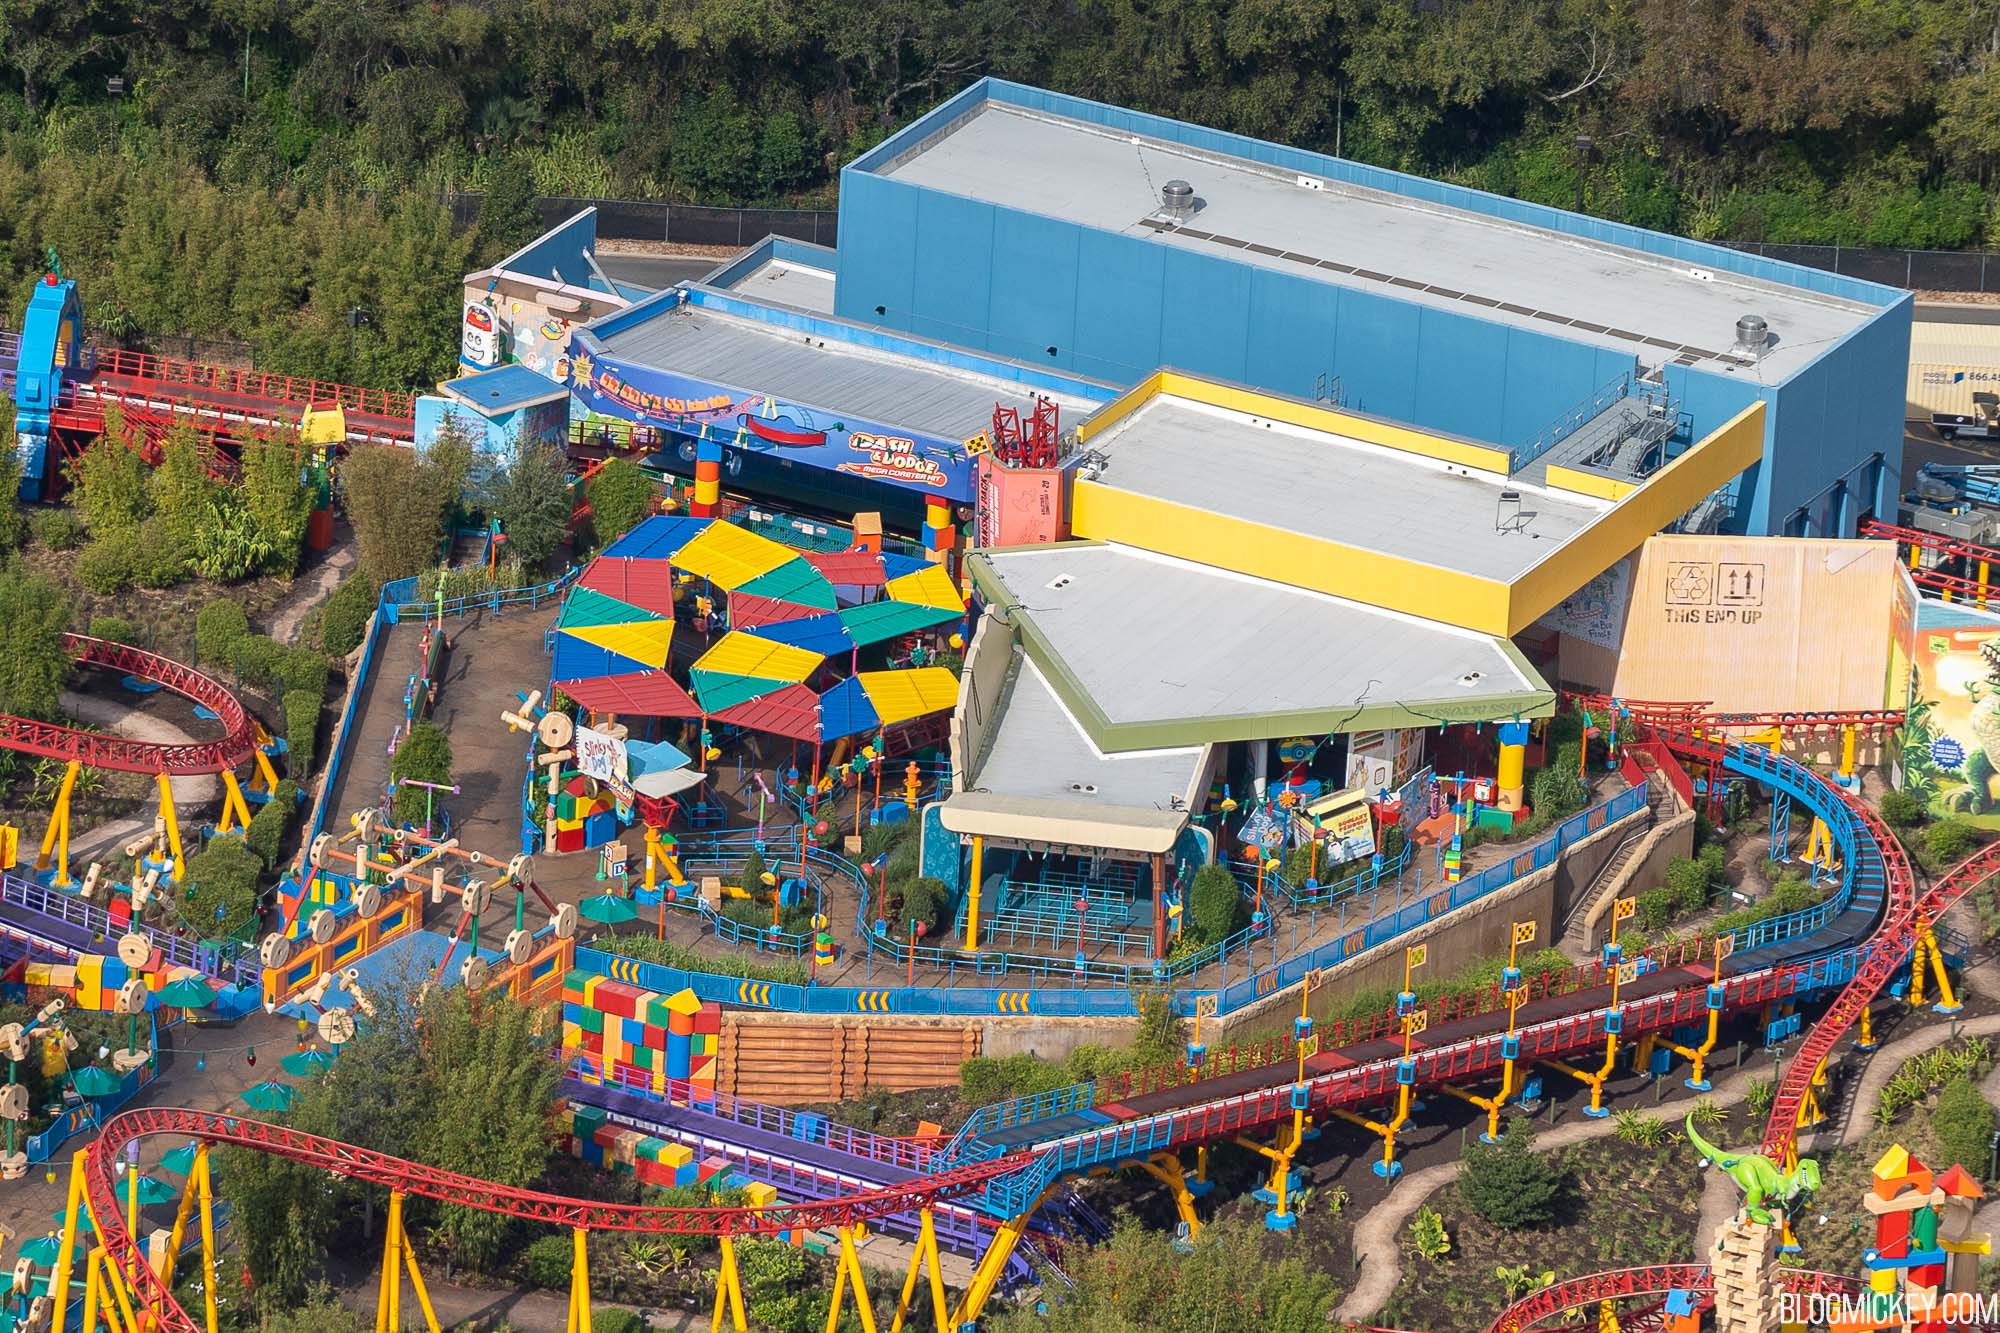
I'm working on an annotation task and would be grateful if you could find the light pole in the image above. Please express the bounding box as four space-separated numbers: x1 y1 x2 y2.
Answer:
1573 134 1597 215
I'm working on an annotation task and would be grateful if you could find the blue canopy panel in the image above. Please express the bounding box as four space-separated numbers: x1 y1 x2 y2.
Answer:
602 515 714 562
879 553 932 581
817 676 882 743
743 612 853 656
551 635 659 681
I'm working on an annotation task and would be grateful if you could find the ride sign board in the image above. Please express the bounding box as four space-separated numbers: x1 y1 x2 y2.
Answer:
562 339 977 503
576 725 629 785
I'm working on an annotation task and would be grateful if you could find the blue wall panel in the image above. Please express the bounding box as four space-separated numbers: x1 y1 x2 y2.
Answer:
986 211 1082 368
1331 288 1421 422
1244 268 1341 400
1158 249 1252 383
1071 229 1166 384
1410 312 1510 441
834 175 920 334
908 191 997 349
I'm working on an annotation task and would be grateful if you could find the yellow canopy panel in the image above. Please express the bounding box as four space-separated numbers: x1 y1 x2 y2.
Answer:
858 666 960 725
558 619 674 669
884 563 964 613
672 522 795 590
691 630 824 685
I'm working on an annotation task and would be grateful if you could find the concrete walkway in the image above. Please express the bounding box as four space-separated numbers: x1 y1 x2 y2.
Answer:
266 540 357 647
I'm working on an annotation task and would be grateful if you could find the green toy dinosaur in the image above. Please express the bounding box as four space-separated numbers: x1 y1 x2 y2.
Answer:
1685 1116 1822 1224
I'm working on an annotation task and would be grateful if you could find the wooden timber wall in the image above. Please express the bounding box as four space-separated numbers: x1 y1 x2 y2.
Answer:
716 1018 981 1103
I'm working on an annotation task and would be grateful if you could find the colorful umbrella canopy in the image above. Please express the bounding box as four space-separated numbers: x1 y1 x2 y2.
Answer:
671 522 795 589
884 563 964 613
54 1211 93 1235
122 1172 176 1206
735 558 836 610
18 1232 82 1264
555 587 673 672
239 1081 295 1113
68 1065 121 1097
155 977 217 1010
689 631 825 713
577 894 640 926
835 599 961 646
158 1143 201 1177
554 671 701 719
281 1048 337 1078
576 554 677 618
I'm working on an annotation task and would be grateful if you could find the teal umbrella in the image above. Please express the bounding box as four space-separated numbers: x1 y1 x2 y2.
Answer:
156 977 217 1013
158 1143 200 1177
121 1172 176 1207
239 1081 295 1113
68 1066 121 1098
18 1233 79 1264
53 1211 92 1235
577 894 638 933
281 1048 336 1078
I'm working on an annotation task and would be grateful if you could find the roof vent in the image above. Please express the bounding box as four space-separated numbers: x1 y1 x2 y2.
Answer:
1733 314 1771 360
1160 179 1195 220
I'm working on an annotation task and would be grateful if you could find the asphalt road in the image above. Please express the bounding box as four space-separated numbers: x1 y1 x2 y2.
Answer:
1904 419 2000 485
595 254 717 292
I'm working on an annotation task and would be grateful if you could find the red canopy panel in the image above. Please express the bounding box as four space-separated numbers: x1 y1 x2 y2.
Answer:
577 556 678 619
803 550 888 588
713 683 824 743
728 591 827 629
554 671 702 719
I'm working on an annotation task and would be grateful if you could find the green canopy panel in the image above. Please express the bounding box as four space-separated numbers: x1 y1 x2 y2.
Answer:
557 585 667 630
837 599 961 647
735 559 838 611
689 669 798 714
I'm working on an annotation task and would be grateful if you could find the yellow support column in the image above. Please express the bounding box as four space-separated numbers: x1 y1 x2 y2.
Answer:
1134 1153 1202 1235
37 758 79 885
566 1228 592 1333
950 1203 1042 1329
710 1235 748 1333
216 770 254 836
51 1150 88 1333
1919 923 1962 1014
963 835 983 951
156 773 185 883
1910 928 1930 1009
888 1209 950 1333
79 1247 104 1333
375 1191 404 1333
397 1226 444 1333
197 1150 219 1333
822 1226 879 1333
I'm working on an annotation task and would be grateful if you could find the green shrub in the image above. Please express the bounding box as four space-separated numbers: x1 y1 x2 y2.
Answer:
589 1311 645 1333
959 1052 1073 1104
195 600 251 665
1714 874 1823 933
1664 856 1715 915
1633 886 1675 933
274 646 330 698
1879 789 1926 829
183 834 264 939
589 934 807 985
587 457 656 545
1457 1118 1565 1228
230 633 287 687
32 509 86 551
1926 818 1982 867
132 518 191 588
1933 1075 1995 1171
318 573 377 656
522 1234 572 1289
389 721 453 826
1380 823 1408 860
283 691 321 777
738 849 768 895
1189 864 1242 942
1529 742 1588 817
87 616 140 646
243 780 300 868
77 528 141 594
897 876 949 935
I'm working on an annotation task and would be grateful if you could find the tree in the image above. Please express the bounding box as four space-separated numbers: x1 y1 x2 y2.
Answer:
240 432 315 576
390 721 454 826
1188 864 1242 943
988 1218 1339 1333
1933 1076 1995 1172
0 560 71 722
69 438 151 535
491 440 573 573
1457 1118 1566 1228
337 439 466 582
182 834 264 940
586 457 656 546
149 427 216 571
477 154 545 258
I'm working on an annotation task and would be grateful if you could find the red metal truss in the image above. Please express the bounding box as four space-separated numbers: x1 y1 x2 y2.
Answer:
1565 691 1902 734
89 345 414 420
1861 518 2000 571
0 635 256 775
79 1105 1032 1333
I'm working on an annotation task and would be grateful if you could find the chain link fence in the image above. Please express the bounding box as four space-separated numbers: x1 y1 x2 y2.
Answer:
449 193 837 248
1720 241 2000 294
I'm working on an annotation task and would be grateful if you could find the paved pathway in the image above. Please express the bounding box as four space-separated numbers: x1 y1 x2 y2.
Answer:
59 690 221 864
266 539 357 647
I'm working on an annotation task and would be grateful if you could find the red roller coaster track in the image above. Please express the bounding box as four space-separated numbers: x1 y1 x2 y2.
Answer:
1481 720 2000 1333
0 635 256 775
78 1105 1032 1333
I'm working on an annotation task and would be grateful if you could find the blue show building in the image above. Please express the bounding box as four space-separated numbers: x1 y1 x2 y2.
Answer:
830 80 1912 538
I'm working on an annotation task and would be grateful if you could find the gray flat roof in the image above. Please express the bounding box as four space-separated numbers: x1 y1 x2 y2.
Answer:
972 653 1207 811
976 544 1553 749
709 258 836 315
598 302 1104 440
879 103 1874 381
1085 394 1603 582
